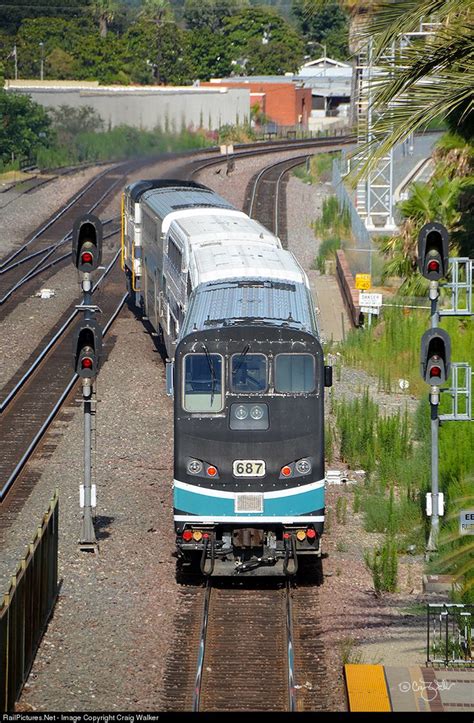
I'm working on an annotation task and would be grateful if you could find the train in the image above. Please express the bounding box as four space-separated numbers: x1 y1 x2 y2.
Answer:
121 179 332 576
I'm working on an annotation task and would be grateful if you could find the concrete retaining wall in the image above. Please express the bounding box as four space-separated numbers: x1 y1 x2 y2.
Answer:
4 81 250 132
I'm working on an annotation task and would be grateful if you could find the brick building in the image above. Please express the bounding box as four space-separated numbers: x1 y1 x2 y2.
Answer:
203 78 312 128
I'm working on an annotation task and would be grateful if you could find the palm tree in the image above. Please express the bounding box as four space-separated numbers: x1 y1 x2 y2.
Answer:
354 0 474 176
91 0 119 38
378 177 464 295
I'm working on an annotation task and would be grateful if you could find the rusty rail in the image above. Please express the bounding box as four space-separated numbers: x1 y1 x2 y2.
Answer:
0 492 59 712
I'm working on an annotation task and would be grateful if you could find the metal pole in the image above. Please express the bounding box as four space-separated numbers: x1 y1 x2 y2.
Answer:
79 272 97 551
14 44 18 80
79 380 97 549
427 279 440 553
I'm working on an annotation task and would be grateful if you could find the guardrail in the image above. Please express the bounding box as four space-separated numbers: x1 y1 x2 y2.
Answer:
0 492 59 712
336 250 361 328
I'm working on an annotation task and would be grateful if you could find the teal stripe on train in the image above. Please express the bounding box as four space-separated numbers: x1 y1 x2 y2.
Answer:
174 485 325 517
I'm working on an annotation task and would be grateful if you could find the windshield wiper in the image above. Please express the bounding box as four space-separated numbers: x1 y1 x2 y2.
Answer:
202 343 216 406
232 344 250 378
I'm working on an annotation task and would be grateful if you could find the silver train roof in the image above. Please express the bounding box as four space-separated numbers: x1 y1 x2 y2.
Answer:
129 181 234 217
180 279 319 338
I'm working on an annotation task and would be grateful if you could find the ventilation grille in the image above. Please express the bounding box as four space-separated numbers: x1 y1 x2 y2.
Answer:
234 493 264 514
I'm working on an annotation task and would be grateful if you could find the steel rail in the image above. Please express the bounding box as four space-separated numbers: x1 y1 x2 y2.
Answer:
0 179 122 304
0 291 127 501
0 165 113 270
0 245 121 412
192 580 212 712
286 580 297 712
0 226 120 305
0 216 118 276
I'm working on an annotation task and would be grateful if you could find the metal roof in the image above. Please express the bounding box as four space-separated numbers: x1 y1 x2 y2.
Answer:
130 181 234 215
189 243 306 287
180 279 318 338
172 212 280 249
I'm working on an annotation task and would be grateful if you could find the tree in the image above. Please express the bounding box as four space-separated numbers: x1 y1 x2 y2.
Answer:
46 48 78 80
222 6 305 74
355 0 474 176
183 0 249 32
138 0 174 26
124 18 192 86
0 0 86 35
0 90 52 163
186 28 232 80
292 0 349 60
90 0 120 38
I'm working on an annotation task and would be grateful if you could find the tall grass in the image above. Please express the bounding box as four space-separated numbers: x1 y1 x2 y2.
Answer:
35 126 213 170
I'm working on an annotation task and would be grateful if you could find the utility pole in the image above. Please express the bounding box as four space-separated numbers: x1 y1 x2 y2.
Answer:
39 42 44 81
72 214 103 552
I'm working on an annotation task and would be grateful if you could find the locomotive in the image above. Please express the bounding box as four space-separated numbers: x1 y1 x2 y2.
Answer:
122 180 332 575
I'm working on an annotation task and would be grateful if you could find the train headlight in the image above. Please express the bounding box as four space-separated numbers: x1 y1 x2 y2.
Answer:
250 405 264 420
234 405 249 420
296 458 312 475
187 459 203 475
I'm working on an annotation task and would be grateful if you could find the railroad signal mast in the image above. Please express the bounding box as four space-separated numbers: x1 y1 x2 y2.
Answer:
418 223 473 554
72 215 103 552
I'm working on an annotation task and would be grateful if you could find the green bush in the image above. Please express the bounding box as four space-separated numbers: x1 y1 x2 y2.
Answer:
314 237 341 273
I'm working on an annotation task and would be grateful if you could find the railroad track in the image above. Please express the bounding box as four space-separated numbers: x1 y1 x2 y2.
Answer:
0 250 125 510
162 572 328 712
196 580 296 712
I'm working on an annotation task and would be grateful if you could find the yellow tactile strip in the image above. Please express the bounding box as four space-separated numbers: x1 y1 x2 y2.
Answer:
344 664 392 712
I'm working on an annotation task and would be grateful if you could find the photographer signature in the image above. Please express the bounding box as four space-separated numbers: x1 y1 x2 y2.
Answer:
398 678 455 702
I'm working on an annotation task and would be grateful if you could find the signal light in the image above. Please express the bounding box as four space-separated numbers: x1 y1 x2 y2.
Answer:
417 222 449 281
81 251 93 265
182 530 193 541
281 465 292 477
420 328 451 386
73 320 102 379
72 213 103 273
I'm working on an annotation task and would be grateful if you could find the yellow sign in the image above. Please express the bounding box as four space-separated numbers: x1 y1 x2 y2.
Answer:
355 273 372 290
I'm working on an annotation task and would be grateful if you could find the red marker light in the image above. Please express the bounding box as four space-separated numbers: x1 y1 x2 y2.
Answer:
430 365 442 378
281 465 292 477
81 357 93 369
182 530 193 541
427 259 440 273
283 532 291 539
207 465 217 477
81 251 93 264
306 528 317 539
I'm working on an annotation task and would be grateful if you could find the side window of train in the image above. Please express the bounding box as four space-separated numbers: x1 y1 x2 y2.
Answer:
231 353 267 393
183 353 224 413
274 354 316 393
168 238 182 274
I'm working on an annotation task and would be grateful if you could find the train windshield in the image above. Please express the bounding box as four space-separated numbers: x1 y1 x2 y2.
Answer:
183 353 223 412
231 353 267 393
275 354 315 393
